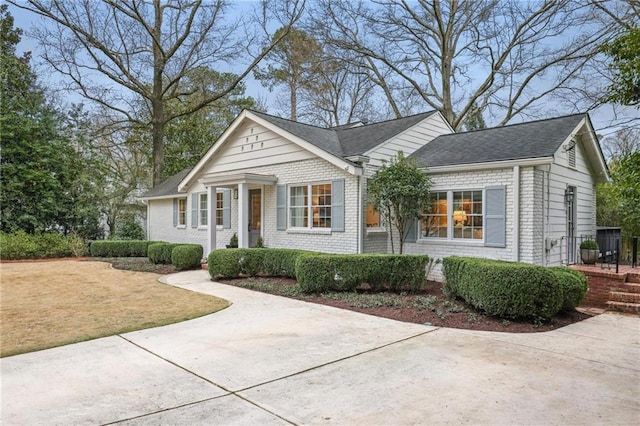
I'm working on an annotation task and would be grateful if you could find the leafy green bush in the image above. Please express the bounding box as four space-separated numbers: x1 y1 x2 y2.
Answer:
579 239 599 250
171 244 203 270
208 248 316 279
550 267 588 311
296 254 429 294
148 243 181 264
90 240 163 257
0 231 80 260
113 219 145 240
442 256 563 321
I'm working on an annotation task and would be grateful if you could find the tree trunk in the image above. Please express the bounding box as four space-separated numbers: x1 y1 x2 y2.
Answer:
151 0 164 187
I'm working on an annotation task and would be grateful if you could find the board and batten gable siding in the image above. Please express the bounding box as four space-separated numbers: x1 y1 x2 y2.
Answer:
202 157 359 254
402 167 515 281
201 121 316 175
545 138 597 266
365 114 453 167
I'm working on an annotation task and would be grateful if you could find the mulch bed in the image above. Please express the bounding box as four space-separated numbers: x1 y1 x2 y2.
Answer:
218 277 593 333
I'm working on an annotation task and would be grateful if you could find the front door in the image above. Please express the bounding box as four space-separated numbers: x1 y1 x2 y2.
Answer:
249 189 261 247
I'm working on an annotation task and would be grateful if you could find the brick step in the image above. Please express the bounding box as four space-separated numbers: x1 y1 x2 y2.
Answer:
627 274 640 284
614 283 640 293
606 301 640 315
609 291 640 303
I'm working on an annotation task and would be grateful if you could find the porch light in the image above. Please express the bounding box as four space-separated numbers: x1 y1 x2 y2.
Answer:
564 187 575 203
233 189 238 199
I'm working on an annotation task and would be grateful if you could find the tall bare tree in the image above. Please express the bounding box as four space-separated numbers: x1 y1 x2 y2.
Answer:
312 0 629 130
11 0 304 186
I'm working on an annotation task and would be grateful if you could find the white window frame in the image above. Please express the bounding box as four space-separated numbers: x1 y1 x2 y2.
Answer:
288 182 332 229
421 189 485 242
178 198 187 227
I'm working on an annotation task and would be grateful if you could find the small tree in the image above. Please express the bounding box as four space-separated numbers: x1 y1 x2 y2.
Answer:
367 152 432 254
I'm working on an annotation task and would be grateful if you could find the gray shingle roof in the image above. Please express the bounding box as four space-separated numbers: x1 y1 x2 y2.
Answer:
335 111 437 156
410 113 585 167
141 168 191 199
250 110 436 158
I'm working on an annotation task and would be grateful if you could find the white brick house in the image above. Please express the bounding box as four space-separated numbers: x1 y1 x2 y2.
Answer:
141 110 608 279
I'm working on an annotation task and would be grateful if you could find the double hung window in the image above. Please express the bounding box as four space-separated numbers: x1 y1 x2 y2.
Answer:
422 190 483 240
289 183 332 228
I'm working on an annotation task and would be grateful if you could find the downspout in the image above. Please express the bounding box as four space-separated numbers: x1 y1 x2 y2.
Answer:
357 175 363 254
513 165 520 262
543 164 551 266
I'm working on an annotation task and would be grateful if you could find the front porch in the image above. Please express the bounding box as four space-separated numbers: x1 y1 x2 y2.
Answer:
199 173 278 252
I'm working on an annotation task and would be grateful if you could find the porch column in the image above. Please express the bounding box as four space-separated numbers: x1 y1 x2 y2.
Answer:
237 182 249 248
207 185 216 254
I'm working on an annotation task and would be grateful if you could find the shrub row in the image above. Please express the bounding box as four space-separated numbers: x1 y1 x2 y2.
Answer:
442 256 587 321
148 243 182 264
147 242 203 270
208 248 314 279
296 254 430 293
90 240 164 257
208 249 430 294
0 231 87 260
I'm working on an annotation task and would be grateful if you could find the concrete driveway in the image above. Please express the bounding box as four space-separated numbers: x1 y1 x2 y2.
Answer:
2 270 639 425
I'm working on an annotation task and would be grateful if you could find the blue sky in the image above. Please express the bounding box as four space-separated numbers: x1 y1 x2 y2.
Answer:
7 1 637 138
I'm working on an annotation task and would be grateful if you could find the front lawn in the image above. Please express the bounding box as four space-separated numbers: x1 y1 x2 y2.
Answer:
0 260 229 357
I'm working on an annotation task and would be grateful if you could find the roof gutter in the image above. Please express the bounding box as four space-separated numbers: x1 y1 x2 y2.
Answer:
423 157 553 174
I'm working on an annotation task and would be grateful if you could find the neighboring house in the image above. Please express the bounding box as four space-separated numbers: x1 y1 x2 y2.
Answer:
140 109 608 279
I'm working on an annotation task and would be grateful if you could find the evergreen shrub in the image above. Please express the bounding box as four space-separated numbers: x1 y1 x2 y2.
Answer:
550 267 588 311
90 240 163 257
148 243 181 264
295 254 429 293
442 256 563 321
171 244 203 270
0 231 75 260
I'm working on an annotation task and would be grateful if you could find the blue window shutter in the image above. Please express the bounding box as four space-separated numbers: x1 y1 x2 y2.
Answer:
403 218 418 243
331 179 345 232
191 193 198 228
173 198 178 227
223 189 231 229
485 185 506 248
277 184 287 231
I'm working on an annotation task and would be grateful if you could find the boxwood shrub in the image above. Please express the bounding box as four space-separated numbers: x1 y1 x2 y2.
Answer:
295 254 429 294
442 256 563 321
90 240 163 257
550 267 588 311
148 243 181 264
207 248 314 279
171 244 204 270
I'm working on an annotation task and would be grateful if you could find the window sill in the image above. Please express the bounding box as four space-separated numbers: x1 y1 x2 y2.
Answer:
177 225 187 229
365 227 386 234
416 237 484 245
287 228 332 235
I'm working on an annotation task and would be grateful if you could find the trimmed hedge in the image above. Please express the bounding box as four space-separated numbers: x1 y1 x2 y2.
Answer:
90 240 164 257
172 244 204 270
442 256 563 321
550 267 588 311
295 254 429 293
208 248 314 279
148 243 181 264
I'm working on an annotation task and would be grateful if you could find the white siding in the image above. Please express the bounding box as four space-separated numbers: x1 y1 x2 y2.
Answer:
366 114 453 166
519 167 544 264
202 121 315 174
544 140 597 266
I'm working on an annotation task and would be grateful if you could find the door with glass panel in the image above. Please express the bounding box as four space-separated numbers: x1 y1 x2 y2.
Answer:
249 189 261 247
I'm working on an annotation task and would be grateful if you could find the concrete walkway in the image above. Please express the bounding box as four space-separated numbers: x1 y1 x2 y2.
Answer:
2 270 639 425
